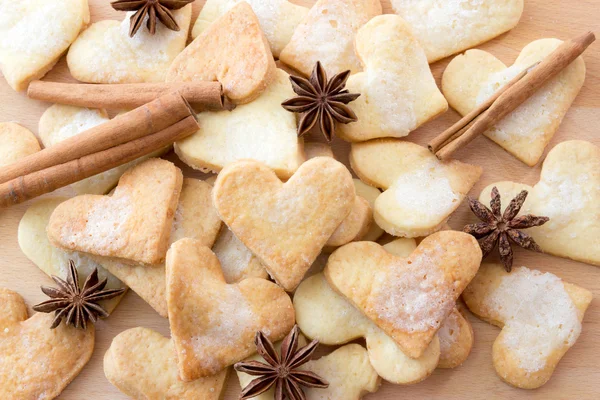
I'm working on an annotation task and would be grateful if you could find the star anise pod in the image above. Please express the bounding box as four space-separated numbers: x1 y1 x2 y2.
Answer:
234 325 329 400
463 187 549 272
33 260 126 330
111 0 194 37
282 61 360 142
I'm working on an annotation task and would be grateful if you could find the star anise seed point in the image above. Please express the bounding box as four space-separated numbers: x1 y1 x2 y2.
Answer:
111 0 193 37
463 187 549 272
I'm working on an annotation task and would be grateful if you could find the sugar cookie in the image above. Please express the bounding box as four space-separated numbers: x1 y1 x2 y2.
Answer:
212 227 268 283
213 157 355 291
0 122 41 167
166 239 295 380
463 264 592 389
443 39 586 166
351 139 481 237
337 15 448 142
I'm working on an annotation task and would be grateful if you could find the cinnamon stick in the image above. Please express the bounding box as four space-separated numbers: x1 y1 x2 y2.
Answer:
27 81 226 111
0 115 199 208
430 31 595 160
0 91 194 185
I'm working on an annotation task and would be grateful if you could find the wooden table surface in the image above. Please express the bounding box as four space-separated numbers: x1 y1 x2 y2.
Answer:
0 1 599 399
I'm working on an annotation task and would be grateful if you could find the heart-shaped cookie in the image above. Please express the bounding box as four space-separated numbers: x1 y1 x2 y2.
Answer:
443 39 586 166
350 139 482 237
67 6 191 83
104 327 228 399
353 179 384 241
382 238 474 369
0 0 89 91
324 231 481 358
295 273 441 384
337 15 448 142
463 264 592 389
237 338 380 400
166 239 295 380
47 158 183 265
478 140 600 266
390 0 523 63
0 122 41 167
18 197 127 314
39 104 165 195
0 288 95 399
213 157 355 291
192 0 309 58
167 2 275 104
212 227 268 283
279 0 382 77
174 68 304 179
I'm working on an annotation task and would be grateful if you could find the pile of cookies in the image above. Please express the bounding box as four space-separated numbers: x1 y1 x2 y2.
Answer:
0 1 597 399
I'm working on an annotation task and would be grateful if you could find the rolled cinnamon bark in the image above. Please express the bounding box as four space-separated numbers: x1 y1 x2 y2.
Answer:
0 115 199 208
0 91 194 185
27 81 225 110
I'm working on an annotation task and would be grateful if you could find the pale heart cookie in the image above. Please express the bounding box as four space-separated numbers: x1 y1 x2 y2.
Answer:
166 239 295 380
193 0 309 58
105 327 228 400
463 264 592 389
0 122 41 167
18 197 127 314
279 0 382 77
167 2 275 104
174 69 304 179
350 139 482 237
294 273 440 384
390 0 523 63
39 104 164 195
213 157 355 291
212 227 268 283
303 142 334 159
353 179 384 242
67 6 191 83
325 231 481 358
0 0 89 91
382 237 474 369
47 158 183 265
0 288 95 399
337 15 447 142
237 338 380 400
478 140 600 266
443 39 586 166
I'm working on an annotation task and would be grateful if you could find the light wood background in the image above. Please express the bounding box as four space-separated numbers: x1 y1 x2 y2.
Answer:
0 1 599 399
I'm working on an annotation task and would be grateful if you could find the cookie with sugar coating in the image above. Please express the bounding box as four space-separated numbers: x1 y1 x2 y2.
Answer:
463 264 592 389
0 0 90 91
192 0 309 58
0 288 95 399
324 231 481 358
294 273 440 384
279 0 382 77
337 15 448 142
104 327 228 400
67 6 191 83
174 69 304 179
350 139 481 237
383 237 474 369
39 104 165 195
325 196 372 249
237 337 381 399
167 2 275 104
213 157 355 291
390 0 523 63
0 122 41 167
212 227 268 283
47 158 183 265
353 179 384 242
478 140 600 267
166 239 295 380
303 142 334 159
443 39 586 166
18 197 127 314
